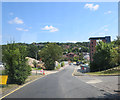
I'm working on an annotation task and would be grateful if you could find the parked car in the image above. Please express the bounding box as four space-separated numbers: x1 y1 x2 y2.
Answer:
0 62 4 68
76 61 80 66
0 64 4 68
80 62 83 64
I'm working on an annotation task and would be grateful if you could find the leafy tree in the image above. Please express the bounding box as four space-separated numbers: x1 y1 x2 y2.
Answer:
38 43 62 70
73 56 79 62
2 43 31 85
90 41 118 72
115 36 120 65
27 44 38 59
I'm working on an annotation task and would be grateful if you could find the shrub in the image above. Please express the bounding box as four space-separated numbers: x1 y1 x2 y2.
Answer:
61 62 65 67
56 63 61 69
90 41 118 72
3 43 31 85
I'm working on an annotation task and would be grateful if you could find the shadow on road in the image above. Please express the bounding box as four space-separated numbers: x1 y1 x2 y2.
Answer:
2 93 120 100
97 92 120 99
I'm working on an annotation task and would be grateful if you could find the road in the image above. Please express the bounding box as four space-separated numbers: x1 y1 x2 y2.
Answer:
3 65 119 99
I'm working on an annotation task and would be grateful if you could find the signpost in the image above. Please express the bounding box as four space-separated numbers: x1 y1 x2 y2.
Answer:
0 75 8 85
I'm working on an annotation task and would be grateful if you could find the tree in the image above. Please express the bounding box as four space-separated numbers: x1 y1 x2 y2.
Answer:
73 56 79 62
115 36 120 65
90 41 118 72
38 43 63 70
27 44 38 59
2 43 31 85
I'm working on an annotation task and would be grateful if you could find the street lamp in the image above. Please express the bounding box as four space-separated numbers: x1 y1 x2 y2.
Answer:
35 50 41 75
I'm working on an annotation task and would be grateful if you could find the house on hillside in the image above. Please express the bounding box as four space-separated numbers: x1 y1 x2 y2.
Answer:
26 57 44 68
66 53 77 58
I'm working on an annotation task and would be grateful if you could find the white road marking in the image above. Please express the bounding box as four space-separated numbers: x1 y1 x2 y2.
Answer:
86 79 102 84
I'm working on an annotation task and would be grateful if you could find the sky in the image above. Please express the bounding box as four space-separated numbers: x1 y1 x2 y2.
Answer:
2 2 118 44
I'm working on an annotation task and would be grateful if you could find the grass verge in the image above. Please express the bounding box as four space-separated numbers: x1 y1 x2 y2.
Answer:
86 66 120 76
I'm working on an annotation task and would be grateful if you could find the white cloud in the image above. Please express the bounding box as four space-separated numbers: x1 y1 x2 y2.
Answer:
104 11 112 14
84 4 99 11
16 27 29 32
8 17 24 24
104 29 109 31
42 25 59 32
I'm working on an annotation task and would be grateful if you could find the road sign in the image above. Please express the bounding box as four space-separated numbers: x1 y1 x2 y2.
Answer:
0 75 8 85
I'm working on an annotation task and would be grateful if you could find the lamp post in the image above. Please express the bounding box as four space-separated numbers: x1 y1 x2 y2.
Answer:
35 50 41 75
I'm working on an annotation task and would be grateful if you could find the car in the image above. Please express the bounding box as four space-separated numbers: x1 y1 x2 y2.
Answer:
80 62 83 64
76 61 80 66
0 64 4 68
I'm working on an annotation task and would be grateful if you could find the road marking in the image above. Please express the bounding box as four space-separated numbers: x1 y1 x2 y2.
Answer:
1 65 68 99
86 79 102 84
0 75 45 99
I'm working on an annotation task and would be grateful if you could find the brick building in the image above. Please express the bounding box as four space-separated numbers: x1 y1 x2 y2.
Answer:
89 36 111 61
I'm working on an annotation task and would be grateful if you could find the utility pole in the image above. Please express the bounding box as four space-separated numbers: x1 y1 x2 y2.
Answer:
36 51 38 75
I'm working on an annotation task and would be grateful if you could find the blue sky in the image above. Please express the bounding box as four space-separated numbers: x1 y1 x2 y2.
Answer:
2 2 118 44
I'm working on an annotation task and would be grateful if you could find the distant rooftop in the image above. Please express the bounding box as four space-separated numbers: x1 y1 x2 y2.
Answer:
89 36 111 40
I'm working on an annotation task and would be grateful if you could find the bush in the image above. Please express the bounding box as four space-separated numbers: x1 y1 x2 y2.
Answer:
3 43 31 85
90 41 118 72
61 62 65 67
56 63 61 69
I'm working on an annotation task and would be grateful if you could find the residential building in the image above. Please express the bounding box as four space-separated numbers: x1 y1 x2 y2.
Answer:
89 36 111 61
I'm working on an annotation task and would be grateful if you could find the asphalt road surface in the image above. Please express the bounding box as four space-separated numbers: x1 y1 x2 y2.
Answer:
3 65 119 99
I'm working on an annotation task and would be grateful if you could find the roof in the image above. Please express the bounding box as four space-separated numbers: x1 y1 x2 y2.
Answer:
89 36 110 40
89 37 105 40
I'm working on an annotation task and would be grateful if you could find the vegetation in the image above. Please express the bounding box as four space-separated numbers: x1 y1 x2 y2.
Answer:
115 36 120 65
2 42 31 85
56 63 61 69
61 62 65 67
26 44 38 59
87 66 120 75
38 43 63 70
32 60 38 68
90 38 119 72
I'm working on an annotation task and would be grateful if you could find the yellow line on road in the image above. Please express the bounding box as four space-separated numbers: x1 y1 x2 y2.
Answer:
0 75 45 100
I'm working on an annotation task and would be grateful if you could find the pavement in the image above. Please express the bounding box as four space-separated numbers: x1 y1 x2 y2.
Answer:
73 65 119 95
31 65 69 75
2 65 120 99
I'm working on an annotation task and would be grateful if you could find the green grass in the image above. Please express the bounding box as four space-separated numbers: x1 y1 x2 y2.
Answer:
32 68 42 70
87 66 120 75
